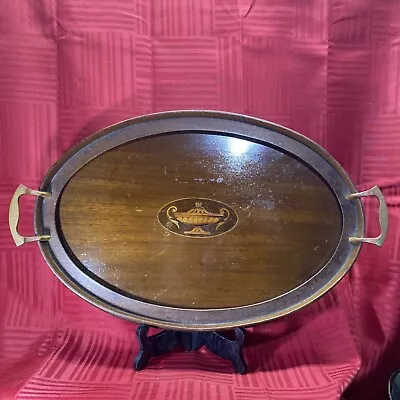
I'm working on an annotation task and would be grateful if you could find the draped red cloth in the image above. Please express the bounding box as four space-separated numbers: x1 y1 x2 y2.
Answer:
1 1 399 399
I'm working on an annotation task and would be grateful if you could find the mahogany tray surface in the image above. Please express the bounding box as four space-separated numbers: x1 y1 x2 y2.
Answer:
32 111 365 330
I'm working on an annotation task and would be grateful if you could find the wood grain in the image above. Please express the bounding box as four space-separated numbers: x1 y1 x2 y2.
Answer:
59 133 342 308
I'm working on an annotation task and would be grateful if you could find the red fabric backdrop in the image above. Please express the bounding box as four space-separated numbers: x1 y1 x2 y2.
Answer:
1 1 400 399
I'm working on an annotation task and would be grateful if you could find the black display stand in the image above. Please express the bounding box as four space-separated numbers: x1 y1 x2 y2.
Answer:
134 324 247 374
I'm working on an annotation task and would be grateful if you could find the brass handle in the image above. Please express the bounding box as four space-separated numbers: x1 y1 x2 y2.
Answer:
346 185 388 247
9 184 51 247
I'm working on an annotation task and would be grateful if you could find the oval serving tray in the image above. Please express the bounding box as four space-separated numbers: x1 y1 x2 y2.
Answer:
9 111 388 330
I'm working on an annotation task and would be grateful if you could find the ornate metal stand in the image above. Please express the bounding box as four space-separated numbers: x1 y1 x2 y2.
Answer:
134 324 247 374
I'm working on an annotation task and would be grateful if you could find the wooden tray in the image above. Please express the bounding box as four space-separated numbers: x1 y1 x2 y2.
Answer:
9 111 388 330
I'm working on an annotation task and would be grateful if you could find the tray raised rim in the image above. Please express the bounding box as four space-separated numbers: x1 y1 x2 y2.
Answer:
34 110 363 330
